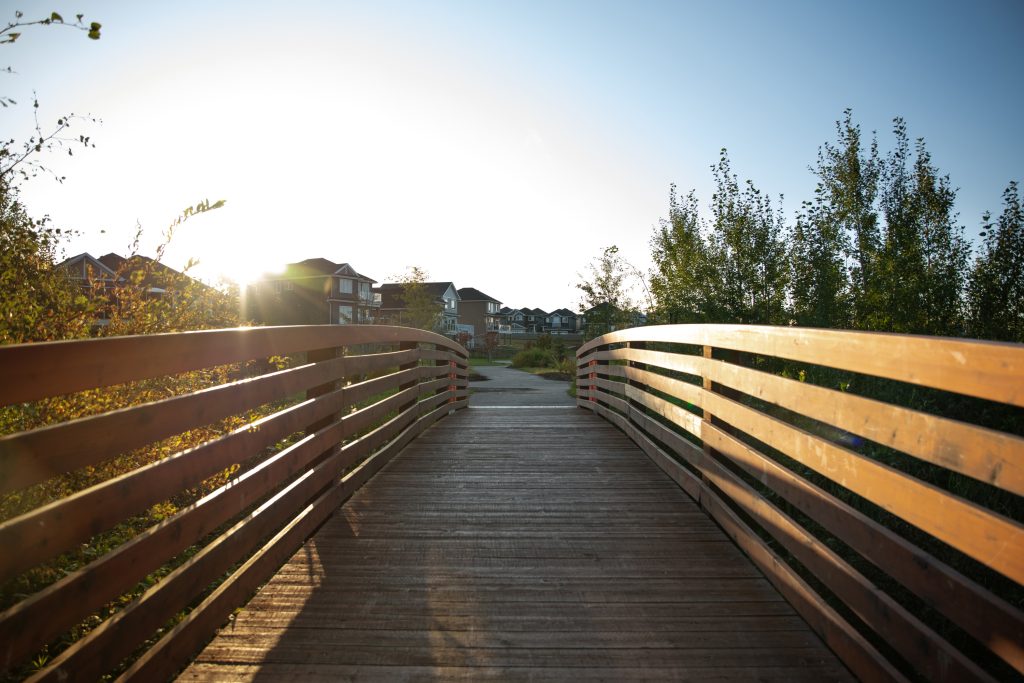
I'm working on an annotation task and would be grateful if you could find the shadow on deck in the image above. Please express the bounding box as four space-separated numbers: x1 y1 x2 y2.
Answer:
181 407 851 681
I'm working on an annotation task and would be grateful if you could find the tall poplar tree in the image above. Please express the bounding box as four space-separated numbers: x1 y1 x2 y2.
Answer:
878 119 969 335
649 186 717 323
791 110 879 329
967 182 1024 342
707 150 789 325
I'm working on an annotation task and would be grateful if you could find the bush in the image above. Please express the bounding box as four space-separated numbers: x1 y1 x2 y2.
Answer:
511 348 554 368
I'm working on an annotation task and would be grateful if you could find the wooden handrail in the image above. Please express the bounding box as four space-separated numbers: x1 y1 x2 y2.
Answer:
0 325 468 681
577 324 1023 683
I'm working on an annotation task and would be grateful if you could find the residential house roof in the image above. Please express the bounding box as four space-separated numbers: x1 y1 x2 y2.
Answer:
58 252 119 281
275 258 376 282
375 282 460 309
456 287 501 304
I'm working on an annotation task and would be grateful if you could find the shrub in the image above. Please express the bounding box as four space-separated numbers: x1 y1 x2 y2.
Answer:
511 348 554 368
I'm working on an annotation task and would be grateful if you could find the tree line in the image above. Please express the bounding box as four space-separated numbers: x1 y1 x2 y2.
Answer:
647 110 1022 343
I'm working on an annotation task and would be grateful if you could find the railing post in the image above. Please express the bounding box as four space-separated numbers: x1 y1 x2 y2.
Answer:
700 344 715 491
588 359 597 402
447 358 458 404
306 346 345 437
625 340 646 420
398 339 419 414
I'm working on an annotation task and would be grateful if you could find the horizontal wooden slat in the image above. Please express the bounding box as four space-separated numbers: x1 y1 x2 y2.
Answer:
702 424 1024 674
1 379 442 671
0 408 347 670
0 387 344 584
698 477 908 683
578 324 1024 406
701 389 1024 584
32 427 377 683
30 372 445 682
0 356 347 494
118 397 442 682
0 325 465 407
605 347 1023 496
695 427 990 681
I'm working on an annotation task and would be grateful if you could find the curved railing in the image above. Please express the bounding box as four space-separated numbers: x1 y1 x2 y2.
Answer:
577 324 1023 682
0 325 468 681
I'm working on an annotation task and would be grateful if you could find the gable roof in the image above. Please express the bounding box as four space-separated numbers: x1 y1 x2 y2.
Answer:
334 262 376 283
57 252 119 280
274 258 376 282
375 282 460 309
456 287 500 304
548 308 576 317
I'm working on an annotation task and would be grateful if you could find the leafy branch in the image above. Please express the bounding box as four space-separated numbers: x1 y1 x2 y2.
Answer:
1 10 103 181
1 10 102 45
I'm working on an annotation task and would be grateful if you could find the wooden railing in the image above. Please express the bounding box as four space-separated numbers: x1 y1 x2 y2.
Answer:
0 325 468 681
576 325 1023 683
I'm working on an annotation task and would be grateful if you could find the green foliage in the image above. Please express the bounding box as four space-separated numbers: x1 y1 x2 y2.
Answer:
397 266 442 331
648 110 1022 343
707 150 789 325
650 187 718 323
967 182 1024 342
2 10 102 181
576 245 640 337
511 347 555 368
650 152 789 326
791 110 873 328
0 178 91 343
876 119 970 335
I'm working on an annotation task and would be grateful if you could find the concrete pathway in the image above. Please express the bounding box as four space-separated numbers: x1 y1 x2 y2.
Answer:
468 364 575 407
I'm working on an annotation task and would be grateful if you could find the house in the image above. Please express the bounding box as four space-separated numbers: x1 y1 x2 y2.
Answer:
543 308 580 335
455 287 502 344
57 252 199 327
58 252 120 291
493 307 525 335
523 308 548 334
246 258 376 325
374 281 461 334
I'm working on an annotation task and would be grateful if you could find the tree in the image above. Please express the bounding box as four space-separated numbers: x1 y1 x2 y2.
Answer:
576 245 636 337
877 119 969 335
0 177 90 343
967 182 1024 342
2 10 102 181
397 266 443 331
650 186 718 323
482 330 499 361
791 110 879 329
707 150 789 325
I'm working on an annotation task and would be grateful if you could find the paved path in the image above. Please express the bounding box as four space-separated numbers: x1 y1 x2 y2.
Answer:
467 364 575 407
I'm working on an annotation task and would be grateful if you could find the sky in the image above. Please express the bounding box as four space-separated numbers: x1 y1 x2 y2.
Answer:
4 0 1022 312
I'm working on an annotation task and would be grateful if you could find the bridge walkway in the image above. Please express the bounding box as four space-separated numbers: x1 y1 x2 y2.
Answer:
181 369 851 681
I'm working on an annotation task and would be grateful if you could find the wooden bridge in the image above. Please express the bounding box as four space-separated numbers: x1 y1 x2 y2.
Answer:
0 325 1021 681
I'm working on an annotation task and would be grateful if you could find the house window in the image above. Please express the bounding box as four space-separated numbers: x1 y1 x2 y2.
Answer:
338 305 354 324
487 302 499 313
358 281 370 301
338 278 353 294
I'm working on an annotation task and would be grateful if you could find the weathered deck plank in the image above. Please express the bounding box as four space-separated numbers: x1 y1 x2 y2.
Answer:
180 407 852 681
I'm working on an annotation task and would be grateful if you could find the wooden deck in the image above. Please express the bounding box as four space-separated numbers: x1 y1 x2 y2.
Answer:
180 407 852 681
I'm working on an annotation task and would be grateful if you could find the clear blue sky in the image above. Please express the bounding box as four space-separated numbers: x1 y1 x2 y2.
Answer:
4 0 1022 311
